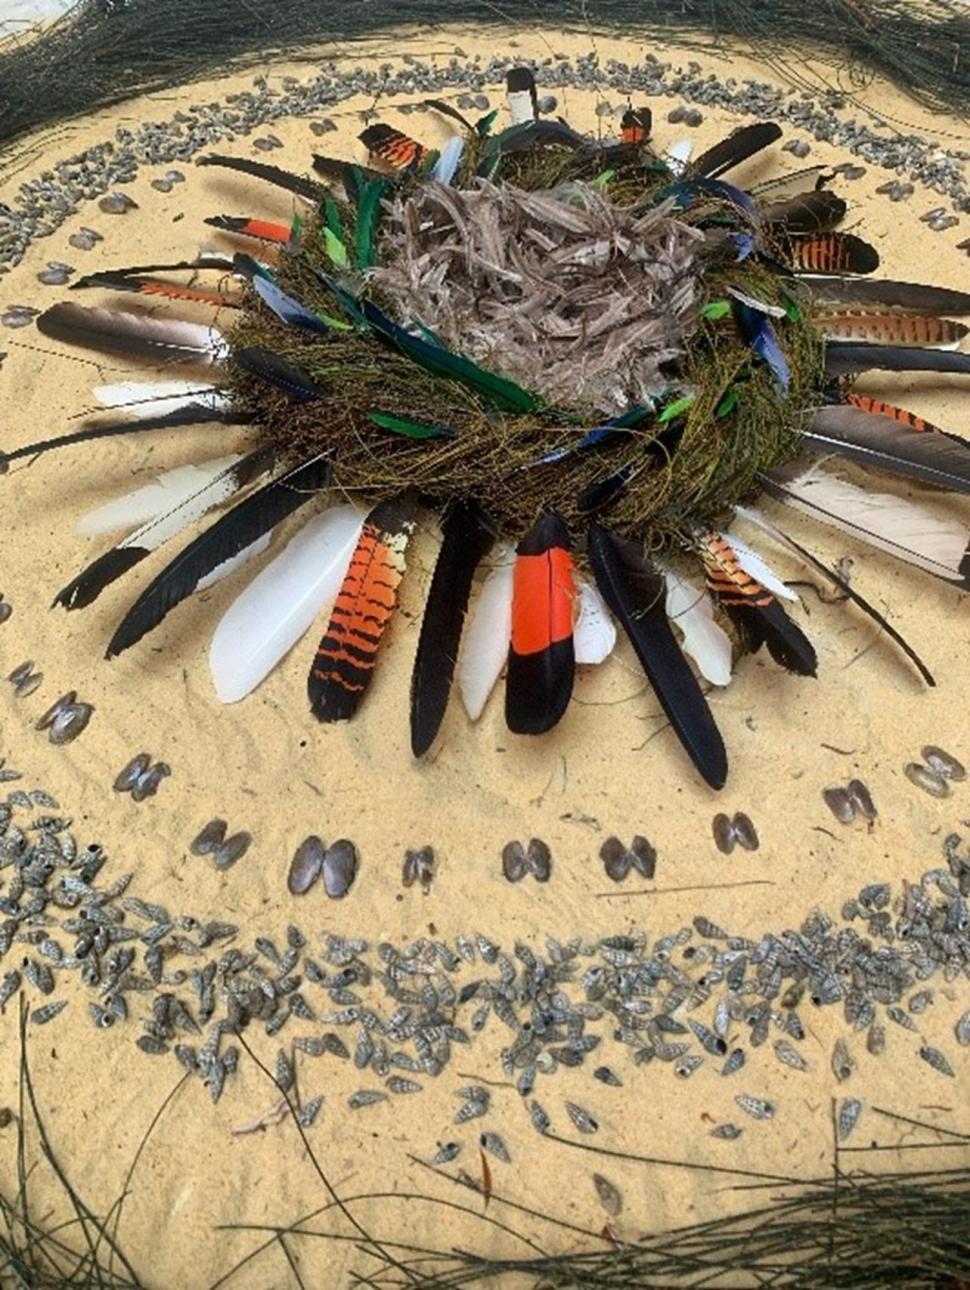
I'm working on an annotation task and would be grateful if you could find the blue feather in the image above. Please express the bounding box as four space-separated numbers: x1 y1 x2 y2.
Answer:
734 300 790 394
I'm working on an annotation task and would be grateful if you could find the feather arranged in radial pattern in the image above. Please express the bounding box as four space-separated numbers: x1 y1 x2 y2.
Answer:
785 233 879 274
210 504 364 704
458 546 515 722
105 453 329 657
308 495 417 722
588 525 727 789
700 531 817 676
817 312 968 347
804 404 970 494
505 513 576 736
36 302 229 364
761 465 970 588
410 500 497 756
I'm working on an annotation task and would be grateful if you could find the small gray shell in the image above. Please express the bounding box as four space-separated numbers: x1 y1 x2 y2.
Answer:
322 839 358 898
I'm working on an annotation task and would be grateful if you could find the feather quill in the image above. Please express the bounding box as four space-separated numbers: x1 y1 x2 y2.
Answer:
692 122 782 178
209 504 363 703
798 275 970 315
761 464 970 587
105 453 329 657
77 454 244 535
588 525 728 789
662 569 733 687
36 302 229 365
93 380 228 418
410 500 497 756
56 446 275 610
197 153 320 201
458 545 515 721
735 505 935 686
825 343 970 378
804 404 970 494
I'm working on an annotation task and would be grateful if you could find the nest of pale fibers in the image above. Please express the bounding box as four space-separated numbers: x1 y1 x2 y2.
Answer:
228 175 821 547
367 179 704 418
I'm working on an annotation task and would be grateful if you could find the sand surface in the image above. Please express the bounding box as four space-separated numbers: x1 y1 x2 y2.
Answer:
0 24 968 1289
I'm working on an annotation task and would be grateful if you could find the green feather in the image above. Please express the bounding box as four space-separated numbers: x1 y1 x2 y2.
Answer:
476 109 498 137
658 395 694 424
355 179 390 271
323 227 349 269
368 410 455 440
323 197 343 240
716 386 740 416
702 299 732 321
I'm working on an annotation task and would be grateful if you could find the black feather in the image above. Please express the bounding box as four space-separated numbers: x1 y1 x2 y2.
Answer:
196 153 320 200
36 302 226 364
799 275 970 315
233 346 325 400
692 121 782 178
423 98 476 132
825 343 970 378
70 255 233 286
311 153 382 199
804 405 970 494
723 597 818 677
587 525 728 790
105 454 329 658
763 190 847 232
0 404 244 470
54 446 273 611
410 500 497 757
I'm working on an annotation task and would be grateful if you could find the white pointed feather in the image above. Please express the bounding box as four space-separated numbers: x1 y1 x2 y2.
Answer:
662 568 733 687
208 505 364 704
573 579 616 665
458 543 515 721
93 380 228 418
77 455 243 536
115 454 271 556
718 529 797 600
664 137 694 176
432 137 465 185
769 465 970 583
197 533 272 591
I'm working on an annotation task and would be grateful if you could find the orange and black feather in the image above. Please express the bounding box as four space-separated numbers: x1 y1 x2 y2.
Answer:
620 106 652 145
700 533 816 677
69 271 239 307
785 232 879 274
505 513 576 737
817 312 968 347
359 124 429 172
204 215 291 244
309 495 417 723
845 392 938 434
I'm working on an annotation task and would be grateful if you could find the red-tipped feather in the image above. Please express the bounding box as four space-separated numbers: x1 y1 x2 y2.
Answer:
505 513 576 736
205 215 291 243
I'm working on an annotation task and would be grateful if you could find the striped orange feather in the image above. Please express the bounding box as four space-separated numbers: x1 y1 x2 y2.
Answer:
205 215 291 243
845 393 934 433
699 533 773 607
786 233 878 274
359 124 428 171
308 496 416 722
818 312 969 346
620 107 651 145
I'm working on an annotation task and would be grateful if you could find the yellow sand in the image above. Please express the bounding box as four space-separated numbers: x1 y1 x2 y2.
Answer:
0 25 968 1289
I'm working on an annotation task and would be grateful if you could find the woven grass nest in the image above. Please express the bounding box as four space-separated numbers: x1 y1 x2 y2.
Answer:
18 74 970 787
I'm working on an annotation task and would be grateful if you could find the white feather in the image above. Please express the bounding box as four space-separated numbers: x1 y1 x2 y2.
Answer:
197 533 272 591
458 544 515 721
432 136 465 185
93 380 228 418
771 465 970 583
114 454 270 556
77 455 243 536
718 529 798 600
573 580 616 665
663 568 733 687
208 504 363 704
664 137 694 176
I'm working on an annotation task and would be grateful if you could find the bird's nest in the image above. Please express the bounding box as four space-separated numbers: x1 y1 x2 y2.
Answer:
226 150 821 547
